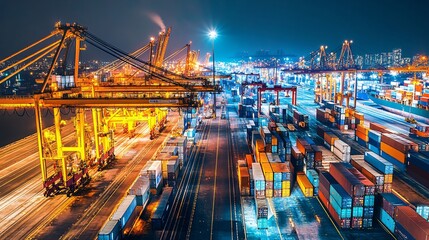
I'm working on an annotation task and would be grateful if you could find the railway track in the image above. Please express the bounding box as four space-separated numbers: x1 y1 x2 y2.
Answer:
160 119 212 240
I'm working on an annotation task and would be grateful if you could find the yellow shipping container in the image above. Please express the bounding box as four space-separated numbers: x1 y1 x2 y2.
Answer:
282 180 290 189
384 174 393 184
266 189 273 198
261 162 273 181
297 172 314 197
282 188 291 197
259 153 269 163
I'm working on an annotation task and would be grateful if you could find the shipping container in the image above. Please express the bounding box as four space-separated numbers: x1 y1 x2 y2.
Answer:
350 158 385 186
329 163 365 197
252 163 266 194
330 183 353 208
394 221 415 240
152 187 173 230
364 152 394 174
379 193 408 217
255 198 269 218
111 195 137 229
394 206 429 240
324 132 339 147
98 220 121 240
297 172 314 197
270 162 290 181
334 139 351 153
128 177 150 207
261 162 273 181
380 142 407 163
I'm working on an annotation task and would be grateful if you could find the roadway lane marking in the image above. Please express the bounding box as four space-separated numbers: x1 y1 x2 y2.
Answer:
210 118 221 240
316 197 344 240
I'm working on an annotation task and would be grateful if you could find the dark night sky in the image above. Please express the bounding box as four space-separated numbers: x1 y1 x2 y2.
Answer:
1 0 428 60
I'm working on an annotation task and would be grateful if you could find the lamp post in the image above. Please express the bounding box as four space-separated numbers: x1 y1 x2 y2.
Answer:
208 30 217 118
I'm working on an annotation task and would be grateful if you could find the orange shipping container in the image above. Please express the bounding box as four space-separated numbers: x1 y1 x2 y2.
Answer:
357 124 369 135
238 166 250 188
356 130 369 142
354 112 365 121
272 135 278 146
246 154 254 168
380 142 407 163
324 132 338 146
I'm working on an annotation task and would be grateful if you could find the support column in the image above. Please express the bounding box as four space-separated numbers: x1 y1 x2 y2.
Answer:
34 98 46 182
54 107 67 184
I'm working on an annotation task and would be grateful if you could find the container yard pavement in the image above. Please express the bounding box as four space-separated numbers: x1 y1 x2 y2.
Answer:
227 93 394 240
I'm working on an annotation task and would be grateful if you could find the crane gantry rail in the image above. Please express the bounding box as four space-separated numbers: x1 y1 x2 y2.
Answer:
0 22 220 197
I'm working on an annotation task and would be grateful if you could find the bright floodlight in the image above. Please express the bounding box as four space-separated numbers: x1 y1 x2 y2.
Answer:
208 30 218 39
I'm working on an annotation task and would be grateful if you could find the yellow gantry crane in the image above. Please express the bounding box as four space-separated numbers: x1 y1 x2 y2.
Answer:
0 22 219 197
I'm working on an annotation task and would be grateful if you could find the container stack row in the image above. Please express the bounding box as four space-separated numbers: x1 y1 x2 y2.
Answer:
351 155 392 194
328 162 375 229
316 101 364 131
377 193 429 240
332 139 351 163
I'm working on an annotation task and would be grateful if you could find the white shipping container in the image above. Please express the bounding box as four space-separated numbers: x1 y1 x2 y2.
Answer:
140 161 152 176
160 146 178 156
148 161 162 179
333 146 351 162
167 160 178 173
129 177 150 196
334 139 351 154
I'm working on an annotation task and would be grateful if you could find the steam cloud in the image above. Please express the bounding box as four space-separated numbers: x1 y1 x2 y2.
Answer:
147 12 166 32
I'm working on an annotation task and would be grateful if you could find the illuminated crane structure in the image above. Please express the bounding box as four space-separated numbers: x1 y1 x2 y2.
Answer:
0 23 219 197
284 40 380 108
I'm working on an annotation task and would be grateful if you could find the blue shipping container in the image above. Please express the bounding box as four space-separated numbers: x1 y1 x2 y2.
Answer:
368 144 381 155
111 195 137 228
352 206 364 218
379 208 395 233
380 151 406 172
368 130 382 142
306 169 319 188
364 152 393 174
330 195 352 218
363 207 374 218
98 220 121 240
330 184 353 208
364 195 375 207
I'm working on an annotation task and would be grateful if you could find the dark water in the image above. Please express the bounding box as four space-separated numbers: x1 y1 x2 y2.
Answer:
0 108 66 147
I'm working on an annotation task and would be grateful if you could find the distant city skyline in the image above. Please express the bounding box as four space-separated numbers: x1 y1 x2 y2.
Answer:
1 0 428 61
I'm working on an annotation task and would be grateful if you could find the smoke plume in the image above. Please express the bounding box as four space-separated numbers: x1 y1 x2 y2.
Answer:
147 12 166 32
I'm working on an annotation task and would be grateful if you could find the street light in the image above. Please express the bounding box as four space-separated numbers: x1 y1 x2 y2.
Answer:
208 30 217 117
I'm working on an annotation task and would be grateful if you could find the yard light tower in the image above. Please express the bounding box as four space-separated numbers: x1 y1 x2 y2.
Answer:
208 30 217 117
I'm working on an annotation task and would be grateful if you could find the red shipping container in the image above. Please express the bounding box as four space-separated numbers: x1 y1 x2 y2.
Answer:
330 163 365 197
292 146 303 160
318 187 330 209
394 206 429 240
311 145 323 161
328 203 351 228
381 133 415 153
